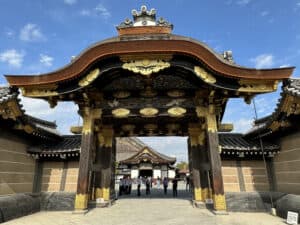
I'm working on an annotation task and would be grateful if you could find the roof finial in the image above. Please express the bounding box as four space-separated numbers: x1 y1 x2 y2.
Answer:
117 5 173 29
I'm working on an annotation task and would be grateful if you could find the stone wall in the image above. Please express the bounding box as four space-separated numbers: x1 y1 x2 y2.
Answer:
274 131 300 194
41 161 78 192
222 160 269 192
0 129 36 195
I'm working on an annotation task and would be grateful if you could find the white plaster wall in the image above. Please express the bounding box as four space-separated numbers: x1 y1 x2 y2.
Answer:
168 170 175 178
153 169 161 179
131 169 139 178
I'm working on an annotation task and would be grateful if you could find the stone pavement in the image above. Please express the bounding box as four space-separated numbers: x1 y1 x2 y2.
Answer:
3 182 287 225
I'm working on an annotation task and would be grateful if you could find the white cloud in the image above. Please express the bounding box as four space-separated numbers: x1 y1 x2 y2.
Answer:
279 64 291 68
64 0 77 5
236 0 251 5
79 4 111 19
260 11 269 16
95 4 111 18
250 54 274 68
20 23 45 42
0 49 25 68
4 28 15 38
80 9 91 16
40 54 53 67
233 118 253 133
20 95 79 134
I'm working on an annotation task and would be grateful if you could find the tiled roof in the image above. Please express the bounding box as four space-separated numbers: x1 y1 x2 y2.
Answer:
245 78 300 138
116 137 146 161
0 87 18 104
119 146 176 164
28 133 279 159
283 78 300 96
219 133 279 151
0 86 60 138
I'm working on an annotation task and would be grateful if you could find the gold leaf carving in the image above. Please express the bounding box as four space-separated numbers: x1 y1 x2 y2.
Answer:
167 107 186 117
238 79 278 93
78 68 100 87
112 108 130 118
20 84 58 97
139 107 159 117
194 66 216 84
122 59 170 76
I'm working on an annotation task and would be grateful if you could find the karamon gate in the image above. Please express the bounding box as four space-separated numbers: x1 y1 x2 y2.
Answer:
5 6 294 212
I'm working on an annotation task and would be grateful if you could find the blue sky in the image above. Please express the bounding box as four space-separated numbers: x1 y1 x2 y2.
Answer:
1 0 300 162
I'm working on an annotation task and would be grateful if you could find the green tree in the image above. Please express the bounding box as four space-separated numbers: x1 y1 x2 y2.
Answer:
176 161 188 170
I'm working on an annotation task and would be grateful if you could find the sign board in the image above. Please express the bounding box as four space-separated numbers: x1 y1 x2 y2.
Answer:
287 211 298 225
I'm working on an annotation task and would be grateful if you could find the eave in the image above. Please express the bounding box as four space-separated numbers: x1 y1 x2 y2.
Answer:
5 35 294 87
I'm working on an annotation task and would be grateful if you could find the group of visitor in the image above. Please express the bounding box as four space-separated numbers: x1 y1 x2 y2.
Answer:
118 175 180 197
119 176 132 195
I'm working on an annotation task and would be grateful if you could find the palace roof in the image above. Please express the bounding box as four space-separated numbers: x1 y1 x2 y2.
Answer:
246 78 300 138
0 86 60 139
27 132 279 160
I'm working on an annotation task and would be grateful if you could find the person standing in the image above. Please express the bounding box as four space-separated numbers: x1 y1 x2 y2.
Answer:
163 177 168 195
146 177 151 195
185 175 190 191
172 177 178 197
157 176 161 189
137 176 141 196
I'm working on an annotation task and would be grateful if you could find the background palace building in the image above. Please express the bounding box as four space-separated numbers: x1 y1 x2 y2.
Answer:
0 5 299 223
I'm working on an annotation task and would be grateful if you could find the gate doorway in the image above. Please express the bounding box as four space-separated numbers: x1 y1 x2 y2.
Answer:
5 6 290 213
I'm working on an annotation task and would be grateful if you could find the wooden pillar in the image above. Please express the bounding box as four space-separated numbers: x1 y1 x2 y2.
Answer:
188 126 205 202
94 127 114 201
199 144 211 202
196 106 226 211
74 108 100 211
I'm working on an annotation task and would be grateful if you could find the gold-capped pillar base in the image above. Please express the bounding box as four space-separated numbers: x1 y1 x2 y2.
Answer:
74 194 89 210
194 188 203 201
95 188 110 201
201 188 212 202
213 194 227 211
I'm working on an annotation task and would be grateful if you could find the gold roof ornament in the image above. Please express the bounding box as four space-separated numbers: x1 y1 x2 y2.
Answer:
78 68 100 87
167 107 186 117
112 108 130 118
122 59 171 76
194 66 216 84
139 107 159 117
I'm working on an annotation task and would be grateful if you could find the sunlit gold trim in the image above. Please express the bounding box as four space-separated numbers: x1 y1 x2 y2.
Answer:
78 68 100 87
140 107 159 117
112 108 130 118
238 79 278 93
194 66 216 84
167 107 186 117
122 59 170 76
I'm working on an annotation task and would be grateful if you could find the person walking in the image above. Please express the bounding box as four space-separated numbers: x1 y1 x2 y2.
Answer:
172 177 178 197
163 177 168 195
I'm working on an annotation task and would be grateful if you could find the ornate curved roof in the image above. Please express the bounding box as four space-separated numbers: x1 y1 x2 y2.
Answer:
5 34 294 87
